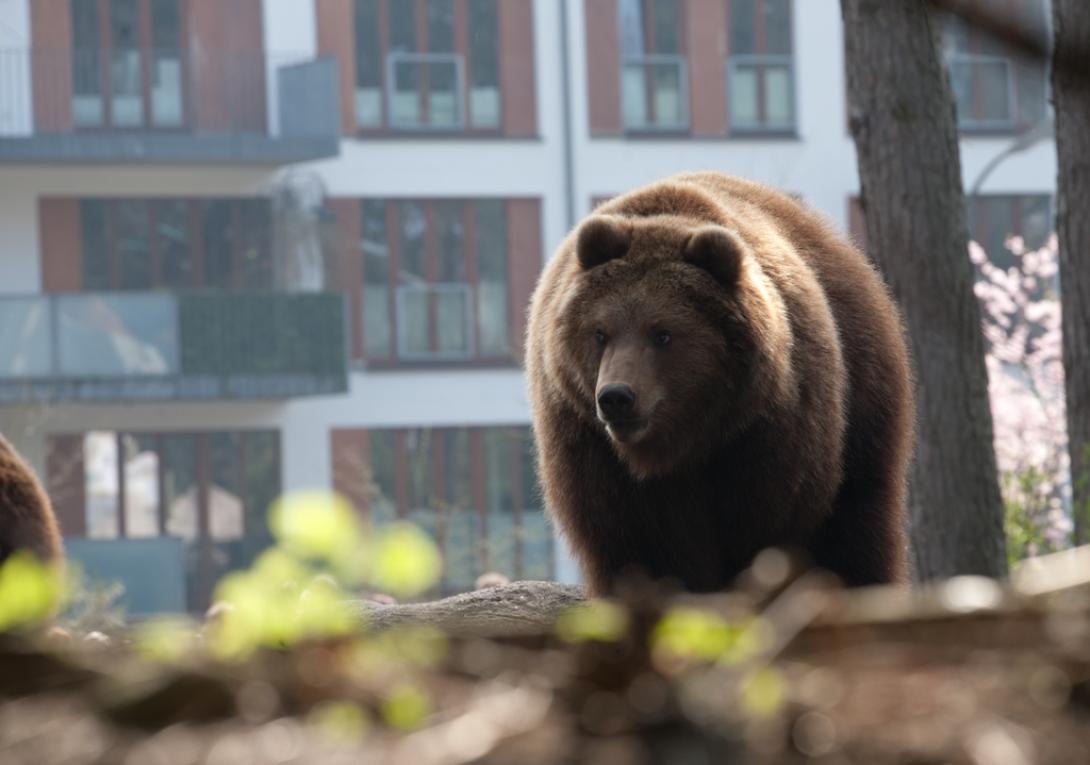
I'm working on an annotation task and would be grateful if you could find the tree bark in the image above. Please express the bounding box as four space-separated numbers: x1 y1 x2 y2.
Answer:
840 0 1007 579
1052 1 1090 545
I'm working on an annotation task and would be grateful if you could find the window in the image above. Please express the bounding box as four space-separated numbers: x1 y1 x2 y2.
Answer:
360 198 514 363
352 0 500 131
942 1 1048 131
728 0 795 132
75 198 275 291
60 429 280 610
968 195 1052 269
619 0 688 131
334 426 551 593
69 0 185 129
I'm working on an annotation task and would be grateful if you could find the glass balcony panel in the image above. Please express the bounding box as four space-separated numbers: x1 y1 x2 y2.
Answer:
355 86 383 127
57 293 178 377
0 297 52 378
470 86 500 128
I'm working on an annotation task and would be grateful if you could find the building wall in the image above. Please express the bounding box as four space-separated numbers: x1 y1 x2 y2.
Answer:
0 0 1059 591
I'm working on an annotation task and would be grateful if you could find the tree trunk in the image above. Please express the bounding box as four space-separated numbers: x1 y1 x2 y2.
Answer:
1052 1 1090 545
840 1 1007 579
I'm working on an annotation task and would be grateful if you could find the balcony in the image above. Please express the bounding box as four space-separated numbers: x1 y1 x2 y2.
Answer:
0 291 348 402
0 49 340 164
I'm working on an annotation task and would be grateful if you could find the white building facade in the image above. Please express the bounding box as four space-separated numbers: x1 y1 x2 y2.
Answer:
0 0 1055 612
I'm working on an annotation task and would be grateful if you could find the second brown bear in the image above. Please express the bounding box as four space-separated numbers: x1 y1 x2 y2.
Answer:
526 172 914 594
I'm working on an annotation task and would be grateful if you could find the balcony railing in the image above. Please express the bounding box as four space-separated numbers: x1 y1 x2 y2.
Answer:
0 291 347 402
0 48 340 163
727 54 795 132
621 54 689 132
947 53 1017 130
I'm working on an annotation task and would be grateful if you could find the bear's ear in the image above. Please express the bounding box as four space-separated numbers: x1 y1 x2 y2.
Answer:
683 226 745 287
576 216 630 270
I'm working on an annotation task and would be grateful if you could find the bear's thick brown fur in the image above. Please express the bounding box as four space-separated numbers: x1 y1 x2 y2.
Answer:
0 434 62 565
526 172 914 594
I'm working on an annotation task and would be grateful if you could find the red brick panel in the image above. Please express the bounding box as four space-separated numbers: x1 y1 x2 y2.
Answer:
331 429 372 521
506 199 542 360
584 0 621 135
326 198 364 359
686 0 728 136
315 0 358 134
39 198 82 292
499 0 537 136
189 0 265 133
30 0 74 132
47 435 86 538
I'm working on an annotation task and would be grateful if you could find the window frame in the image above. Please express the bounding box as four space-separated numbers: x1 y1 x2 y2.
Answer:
351 0 504 136
618 0 691 133
73 197 276 292
358 197 518 368
725 0 797 135
69 0 190 132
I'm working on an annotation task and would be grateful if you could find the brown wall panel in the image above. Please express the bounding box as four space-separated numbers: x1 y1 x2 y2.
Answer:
506 199 542 360
39 198 82 292
499 0 537 136
331 429 372 521
47 435 86 538
584 0 621 134
30 0 73 132
326 198 364 359
315 0 357 134
686 0 728 135
189 0 266 132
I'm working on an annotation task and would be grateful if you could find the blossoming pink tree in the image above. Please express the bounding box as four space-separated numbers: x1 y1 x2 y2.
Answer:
972 235 1071 562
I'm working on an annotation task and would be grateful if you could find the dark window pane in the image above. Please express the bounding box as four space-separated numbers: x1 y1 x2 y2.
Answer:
163 433 198 540
467 0 499 126
362 200 392 357
155 200 192 289
484 427 516 578
475 200 509 356
1021 196 1051 252
765 0 792 55
435 201 465 282
243 431 279 541
389 0 417 52
202 200 235 288
404 429 437 539
368 430 398 524
238 200 273 289
397 200 427 282
71 0 104 126
81 200 112 290
730 0 755 54
426 0 455 53
354 0 382 126
650 0 680 54
116 200 151 290
208 432 243 540
109 0 143 127
618 0 645 57
151 0 180 49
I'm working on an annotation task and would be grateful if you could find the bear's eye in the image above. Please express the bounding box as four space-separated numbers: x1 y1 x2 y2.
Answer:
594 329 608 346
653 330 672 347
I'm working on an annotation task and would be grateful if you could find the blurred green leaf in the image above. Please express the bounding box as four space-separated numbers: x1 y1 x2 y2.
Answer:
555 600 629 643
0 551 62 632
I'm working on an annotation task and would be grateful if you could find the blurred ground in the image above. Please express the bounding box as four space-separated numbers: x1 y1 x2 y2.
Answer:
3 548 1090 765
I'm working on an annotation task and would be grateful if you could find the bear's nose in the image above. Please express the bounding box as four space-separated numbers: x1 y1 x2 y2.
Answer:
597 384 637 422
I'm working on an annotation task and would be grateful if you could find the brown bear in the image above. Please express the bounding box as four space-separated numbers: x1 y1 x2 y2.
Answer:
0 434 63 565
526 172 914 595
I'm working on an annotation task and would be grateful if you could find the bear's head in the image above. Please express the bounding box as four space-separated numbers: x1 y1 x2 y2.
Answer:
552 213 794 479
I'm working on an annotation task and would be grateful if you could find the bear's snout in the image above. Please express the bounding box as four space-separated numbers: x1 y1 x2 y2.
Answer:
596 383 638 423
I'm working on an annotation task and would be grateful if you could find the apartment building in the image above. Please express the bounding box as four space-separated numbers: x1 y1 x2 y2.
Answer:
0 0 1056 613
